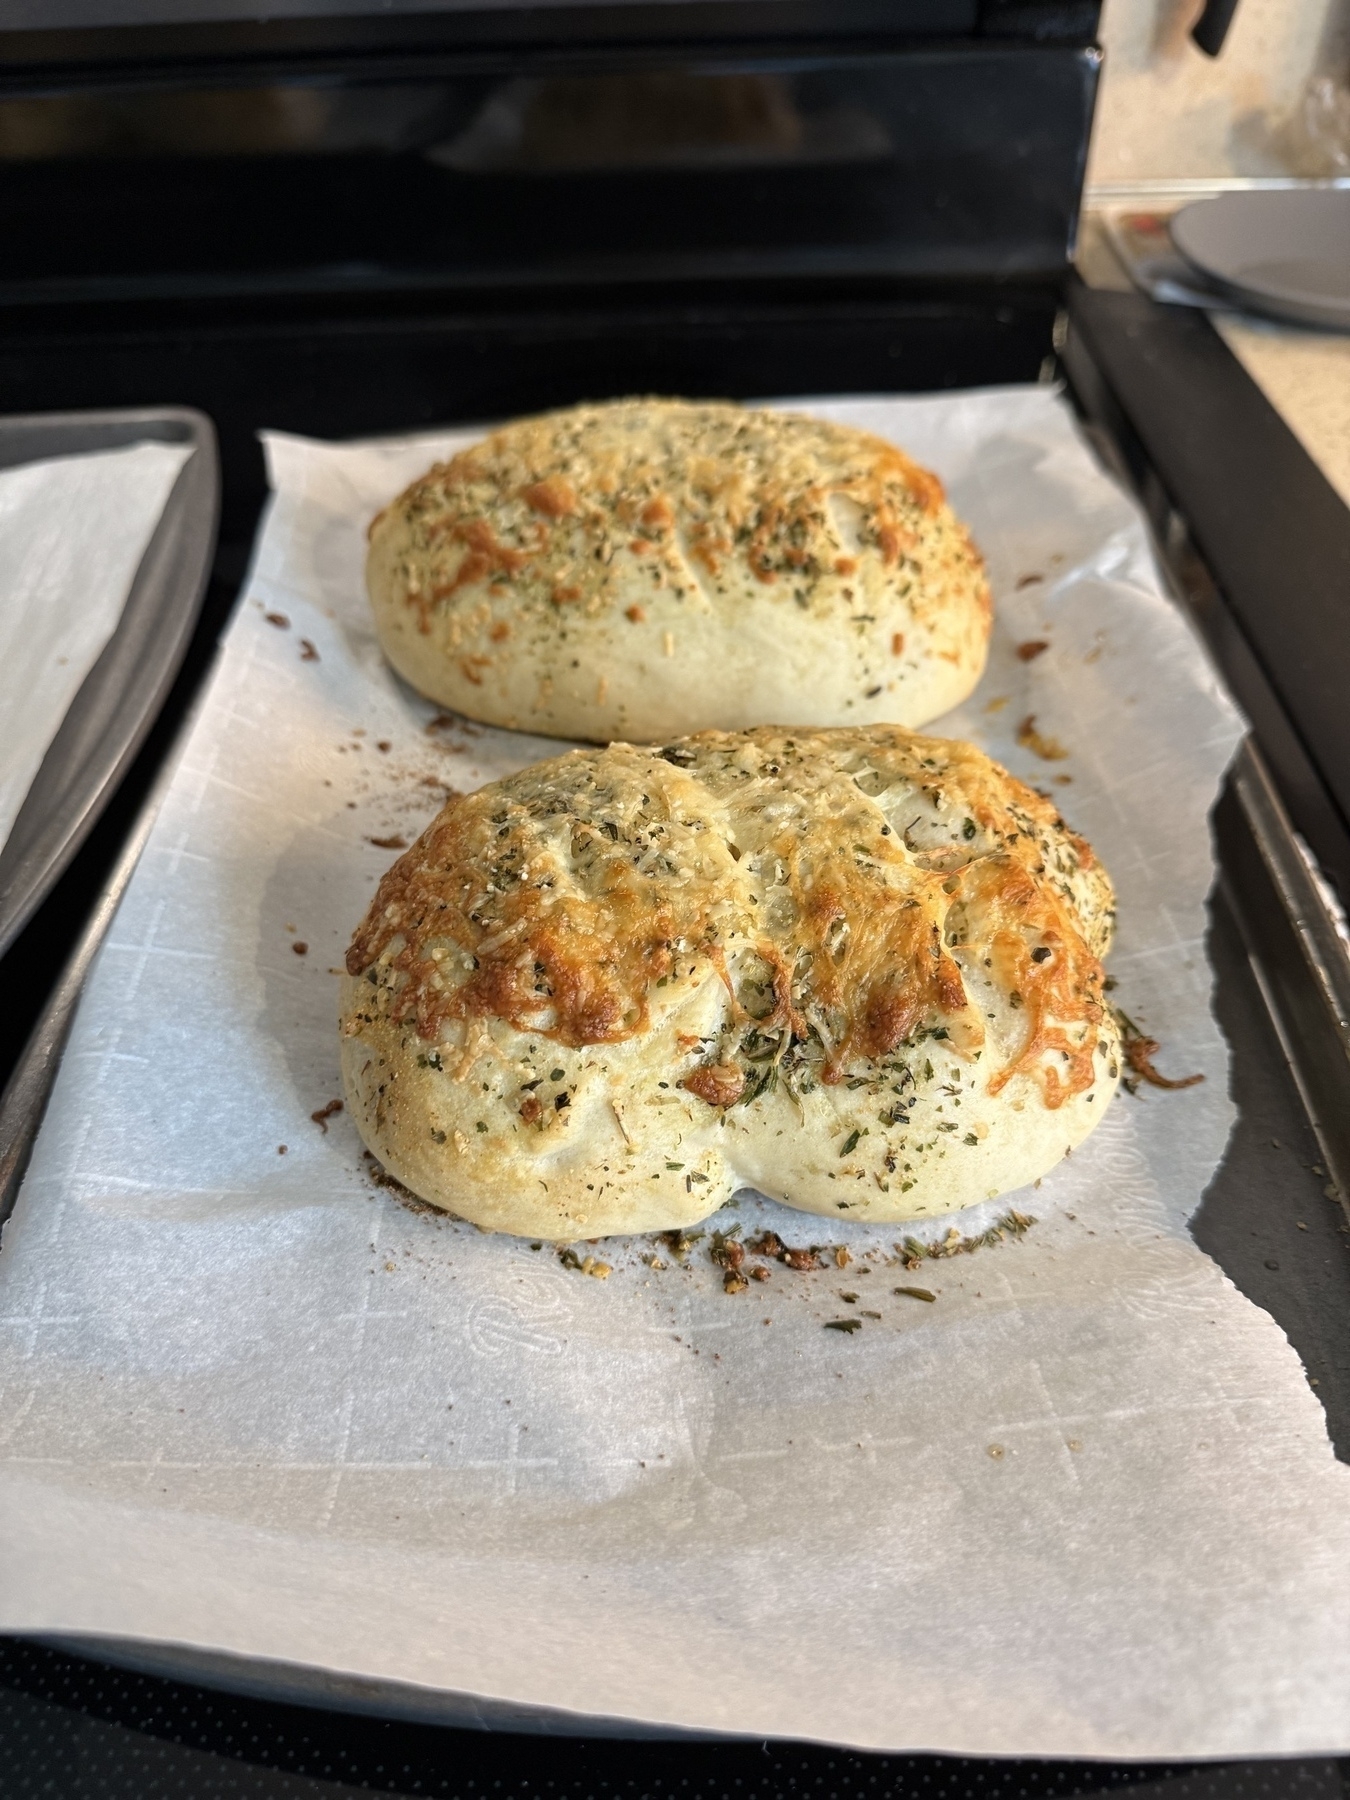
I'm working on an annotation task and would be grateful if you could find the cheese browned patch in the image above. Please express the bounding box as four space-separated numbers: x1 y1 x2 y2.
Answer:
341 725 1119 1239
365 400 990 743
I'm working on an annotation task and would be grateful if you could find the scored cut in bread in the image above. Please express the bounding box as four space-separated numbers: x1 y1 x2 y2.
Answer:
365 399 990 743
340 725 1119 1240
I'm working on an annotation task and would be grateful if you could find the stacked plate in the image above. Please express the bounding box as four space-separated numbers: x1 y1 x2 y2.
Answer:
1170 188 1350 330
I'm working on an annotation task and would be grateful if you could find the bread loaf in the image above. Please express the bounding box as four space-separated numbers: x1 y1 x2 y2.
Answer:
366 400 990 742
340 725 1119 1240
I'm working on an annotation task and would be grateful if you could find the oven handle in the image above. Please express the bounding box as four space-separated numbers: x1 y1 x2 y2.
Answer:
1191 0 1241 56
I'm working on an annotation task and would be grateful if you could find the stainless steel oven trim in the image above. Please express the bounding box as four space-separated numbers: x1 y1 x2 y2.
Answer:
1219 739 1350 1218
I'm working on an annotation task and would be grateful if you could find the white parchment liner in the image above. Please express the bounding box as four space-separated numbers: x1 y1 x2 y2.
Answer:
3 387 1350 1759
0 440 192 855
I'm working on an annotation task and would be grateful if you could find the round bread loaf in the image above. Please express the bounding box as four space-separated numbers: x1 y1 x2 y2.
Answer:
365 399 990 742
341 725 1119 1240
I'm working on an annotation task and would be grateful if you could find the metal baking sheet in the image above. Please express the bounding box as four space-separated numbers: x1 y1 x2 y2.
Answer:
13 391 1350 1763
0 273 1342 1777
0 408 219 960
22 731 1350 1735
0 681 210 1234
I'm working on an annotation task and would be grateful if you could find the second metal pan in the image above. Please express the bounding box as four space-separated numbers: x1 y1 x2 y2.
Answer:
0 407 219 959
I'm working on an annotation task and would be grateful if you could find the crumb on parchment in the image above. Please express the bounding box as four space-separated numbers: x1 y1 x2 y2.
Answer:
1016 714 1068 761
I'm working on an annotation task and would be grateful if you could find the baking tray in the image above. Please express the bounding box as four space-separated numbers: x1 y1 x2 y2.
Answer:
0 408 219 961
0 681 209 1237
8 727 1350 1733
4 476 1350 1730
2 307 1350 1756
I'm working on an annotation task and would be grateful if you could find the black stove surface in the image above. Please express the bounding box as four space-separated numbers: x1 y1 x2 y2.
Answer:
0 1634 1345 1798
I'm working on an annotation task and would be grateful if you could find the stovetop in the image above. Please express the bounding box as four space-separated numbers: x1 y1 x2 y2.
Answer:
4 3 1350 1784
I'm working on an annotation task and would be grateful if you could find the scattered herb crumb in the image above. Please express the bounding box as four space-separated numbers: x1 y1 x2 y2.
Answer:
660 1229 705 1261
557 1247 609 1277
360 1152 430 1211
310 1098 343 1132
1016 714 1069 761
782 1247 822 1271
710 1231 745 1273
1113 1005 1204 1092
896 1209 1035 1268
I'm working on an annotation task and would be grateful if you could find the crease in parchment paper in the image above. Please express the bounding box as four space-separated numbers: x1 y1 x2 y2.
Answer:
0 440 192 855
3 388 1350 1760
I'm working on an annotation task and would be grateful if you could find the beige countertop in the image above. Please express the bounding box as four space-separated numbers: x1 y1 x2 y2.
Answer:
1212 320 1350 511
1078 209 1350 512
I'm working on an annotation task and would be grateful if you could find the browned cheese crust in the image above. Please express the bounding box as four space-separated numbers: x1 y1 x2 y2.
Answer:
365 400 991 742
340 726 1119 1238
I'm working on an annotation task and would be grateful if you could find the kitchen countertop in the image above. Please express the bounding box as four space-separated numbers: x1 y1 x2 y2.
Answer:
1211 319 1350 510
1078 206 1350 511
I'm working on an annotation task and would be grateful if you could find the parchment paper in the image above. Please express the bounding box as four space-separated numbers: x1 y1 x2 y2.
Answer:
0 440 193 854
4 387 1350 1760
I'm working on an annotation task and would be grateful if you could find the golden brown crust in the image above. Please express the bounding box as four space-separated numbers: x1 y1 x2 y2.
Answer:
391 401 965 621
364 400 991 742
346 725 1113 1112
340 726 1119 1238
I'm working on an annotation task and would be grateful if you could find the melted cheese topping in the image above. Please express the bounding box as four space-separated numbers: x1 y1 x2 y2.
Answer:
379 398 988 634
347 726 1114 1113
